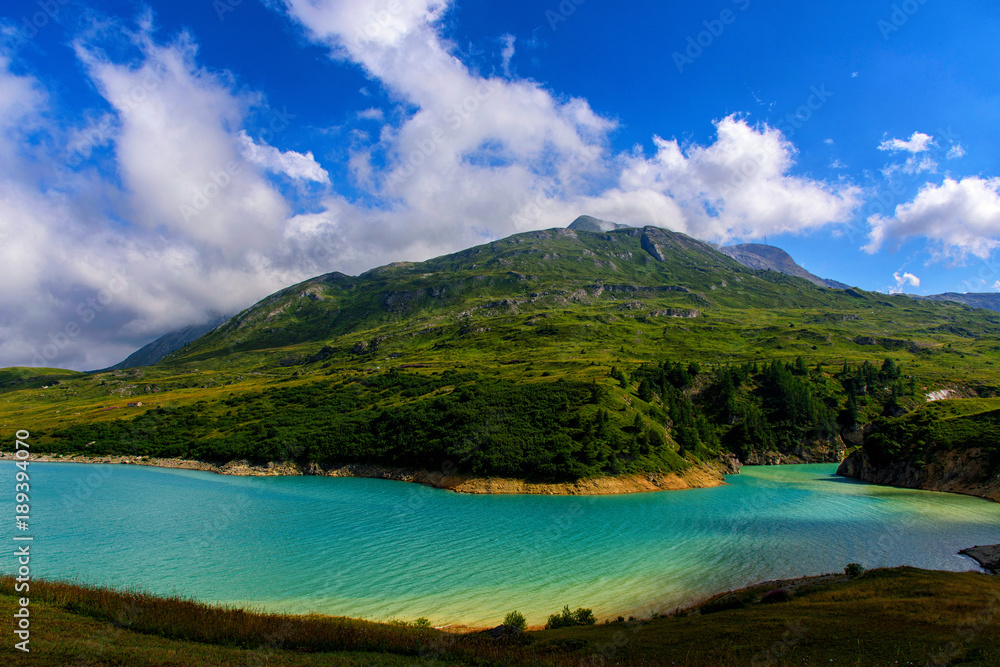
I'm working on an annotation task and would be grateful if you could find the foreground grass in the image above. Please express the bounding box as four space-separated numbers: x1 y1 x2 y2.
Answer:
3 568 999 665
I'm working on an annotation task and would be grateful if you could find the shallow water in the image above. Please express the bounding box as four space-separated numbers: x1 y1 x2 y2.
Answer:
2 461 998 626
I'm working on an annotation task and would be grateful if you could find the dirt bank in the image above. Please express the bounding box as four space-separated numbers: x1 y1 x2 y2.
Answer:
13 453 733 496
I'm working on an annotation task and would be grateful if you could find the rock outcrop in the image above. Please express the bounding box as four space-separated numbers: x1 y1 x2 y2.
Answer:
838 446 1000 503
959 545 1000 573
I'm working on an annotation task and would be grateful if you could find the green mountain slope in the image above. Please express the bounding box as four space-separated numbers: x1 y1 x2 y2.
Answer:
5 223 1000 486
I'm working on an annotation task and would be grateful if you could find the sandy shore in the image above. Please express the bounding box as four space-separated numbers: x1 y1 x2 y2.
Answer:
11 452 731 496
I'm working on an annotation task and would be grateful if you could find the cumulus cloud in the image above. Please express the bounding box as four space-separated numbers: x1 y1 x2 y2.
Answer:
0 2 864 370
279 0 859 246
879 132 935 154
879 131 940 175
586 116 862 242
0 27 341 370
947 144 967 159
238 131 330 184
890 271 920 294
866 177 1000 260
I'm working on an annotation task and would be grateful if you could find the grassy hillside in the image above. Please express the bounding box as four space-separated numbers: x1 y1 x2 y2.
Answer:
839 397 1000 500
4 568 999 666
3 225 1000 480
863 398 1000 467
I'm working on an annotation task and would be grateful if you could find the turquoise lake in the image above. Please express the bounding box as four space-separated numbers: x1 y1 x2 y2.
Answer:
2 462 998 627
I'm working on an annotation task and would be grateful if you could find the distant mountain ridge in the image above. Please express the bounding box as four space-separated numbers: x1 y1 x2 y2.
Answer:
104 313 230 370
913 292 1000 313
100 215 1000 371
569 216 849 289
715 243 849 289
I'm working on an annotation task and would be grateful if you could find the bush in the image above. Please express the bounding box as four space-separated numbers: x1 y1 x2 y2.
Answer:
545 605 596 629
503 610 526 631
414 617 431 628
573 608 596 625
845 563 866 577
760 589 792 604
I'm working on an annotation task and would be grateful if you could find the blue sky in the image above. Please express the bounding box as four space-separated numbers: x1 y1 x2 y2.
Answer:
2 0 1000 370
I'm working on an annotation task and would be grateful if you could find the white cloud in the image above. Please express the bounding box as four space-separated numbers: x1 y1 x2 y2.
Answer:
890 271 920 294
280 1 860 245
878 131 940 175
237 131 330 184
357 107 384 121
879 132 935 154
866 177 1000 260
500 33 515 76
75 31 291 251
0 27 342 370
587 116 862 242
0 5 866 370
947 144 967 159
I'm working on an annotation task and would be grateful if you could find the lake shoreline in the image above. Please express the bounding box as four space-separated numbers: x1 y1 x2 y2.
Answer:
11 452 736 495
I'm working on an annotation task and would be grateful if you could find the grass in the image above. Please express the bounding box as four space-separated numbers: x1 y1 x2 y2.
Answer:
3 568 999 665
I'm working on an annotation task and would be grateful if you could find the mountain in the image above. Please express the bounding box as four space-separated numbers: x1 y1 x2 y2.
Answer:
566 216 849 288
914 292 1000 313
104 313 230 370
8 220 1000 491
567 214 632 233
716 243 848 289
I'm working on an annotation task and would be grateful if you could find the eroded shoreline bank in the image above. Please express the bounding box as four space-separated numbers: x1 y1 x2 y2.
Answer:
9 453 734 495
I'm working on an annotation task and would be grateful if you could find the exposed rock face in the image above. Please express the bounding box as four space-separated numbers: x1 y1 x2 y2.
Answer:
959 545 1000 573
743 439 846 466
640 231 668 262
716 243 843 288
838 447 1000 503
650 308 701 319
717 453 743 475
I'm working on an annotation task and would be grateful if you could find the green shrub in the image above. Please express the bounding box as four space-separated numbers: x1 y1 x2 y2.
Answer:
845 563 866 577
545 605 596 629
414 617 431 628
503 610 527 631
